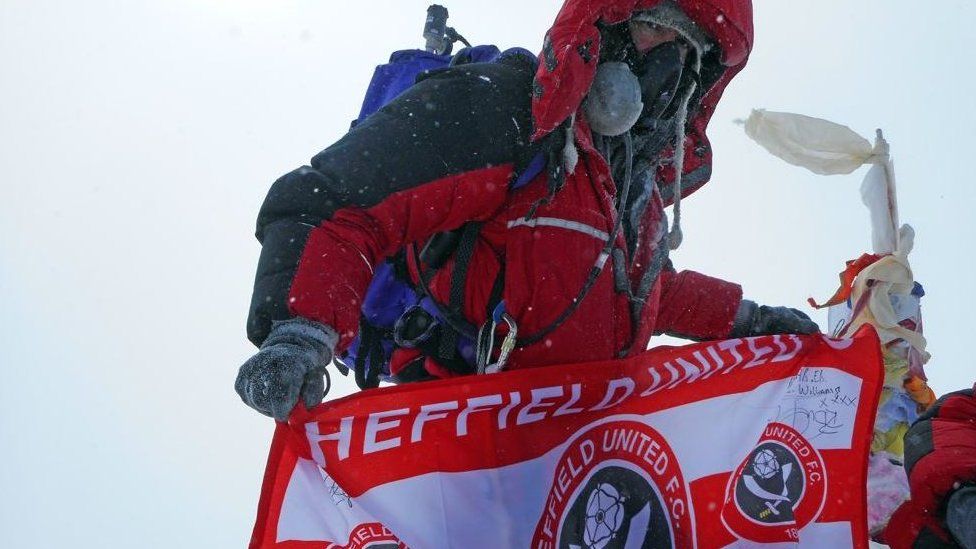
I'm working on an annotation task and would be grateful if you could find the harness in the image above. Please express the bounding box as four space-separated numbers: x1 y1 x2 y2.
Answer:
349 127 673 388
344 10 676 388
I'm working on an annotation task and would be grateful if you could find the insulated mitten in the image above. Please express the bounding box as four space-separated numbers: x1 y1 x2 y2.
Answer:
729 299 819 337
236 318 338 421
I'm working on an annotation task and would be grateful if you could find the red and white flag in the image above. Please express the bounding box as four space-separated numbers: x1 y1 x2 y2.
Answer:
250 329 882 548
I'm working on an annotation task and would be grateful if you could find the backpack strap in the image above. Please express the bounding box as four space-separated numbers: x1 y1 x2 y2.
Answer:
413 241 479 340
438 222 483 359
354 317 389 389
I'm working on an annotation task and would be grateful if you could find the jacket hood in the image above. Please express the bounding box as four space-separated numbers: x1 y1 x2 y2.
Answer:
532 0 754 201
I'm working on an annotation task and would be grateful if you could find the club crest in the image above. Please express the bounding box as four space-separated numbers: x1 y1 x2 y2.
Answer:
533 420 693 548
722 422 827 543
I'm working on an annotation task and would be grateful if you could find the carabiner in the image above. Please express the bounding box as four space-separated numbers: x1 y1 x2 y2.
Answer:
476 301 518 374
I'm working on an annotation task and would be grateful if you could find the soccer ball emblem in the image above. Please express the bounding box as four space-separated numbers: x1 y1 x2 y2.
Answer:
583 483 625 549
752 449 781 480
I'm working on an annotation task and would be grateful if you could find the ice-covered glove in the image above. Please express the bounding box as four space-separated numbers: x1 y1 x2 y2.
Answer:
235 317 338 421
729 299 820 338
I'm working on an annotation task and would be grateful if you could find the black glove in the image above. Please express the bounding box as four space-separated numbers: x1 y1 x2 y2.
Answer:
948 486 976 549
729 300 820 338
235 318 338 421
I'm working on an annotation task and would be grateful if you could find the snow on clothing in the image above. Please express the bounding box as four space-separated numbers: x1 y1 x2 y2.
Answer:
246 0 754 379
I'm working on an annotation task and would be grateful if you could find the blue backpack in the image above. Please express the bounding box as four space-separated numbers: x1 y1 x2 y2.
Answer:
343 43 541 389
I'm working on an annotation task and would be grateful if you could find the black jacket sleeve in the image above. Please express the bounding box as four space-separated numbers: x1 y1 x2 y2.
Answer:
246 54 538 346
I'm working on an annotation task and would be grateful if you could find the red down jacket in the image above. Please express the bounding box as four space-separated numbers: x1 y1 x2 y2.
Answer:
247 0 755 377
883 387 976 549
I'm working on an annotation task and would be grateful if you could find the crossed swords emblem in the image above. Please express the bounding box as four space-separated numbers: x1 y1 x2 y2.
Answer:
742 461 794 516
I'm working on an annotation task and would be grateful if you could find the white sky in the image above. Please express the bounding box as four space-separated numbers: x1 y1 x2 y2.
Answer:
2 1 974 546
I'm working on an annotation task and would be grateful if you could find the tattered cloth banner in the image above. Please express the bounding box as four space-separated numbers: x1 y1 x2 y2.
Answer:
251 329 882 548
739 109 931 531
741 109 900 255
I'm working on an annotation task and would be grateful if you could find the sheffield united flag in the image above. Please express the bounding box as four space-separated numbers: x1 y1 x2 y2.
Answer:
250 328 883 548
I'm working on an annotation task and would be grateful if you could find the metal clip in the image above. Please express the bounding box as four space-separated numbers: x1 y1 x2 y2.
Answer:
476 302 518 374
